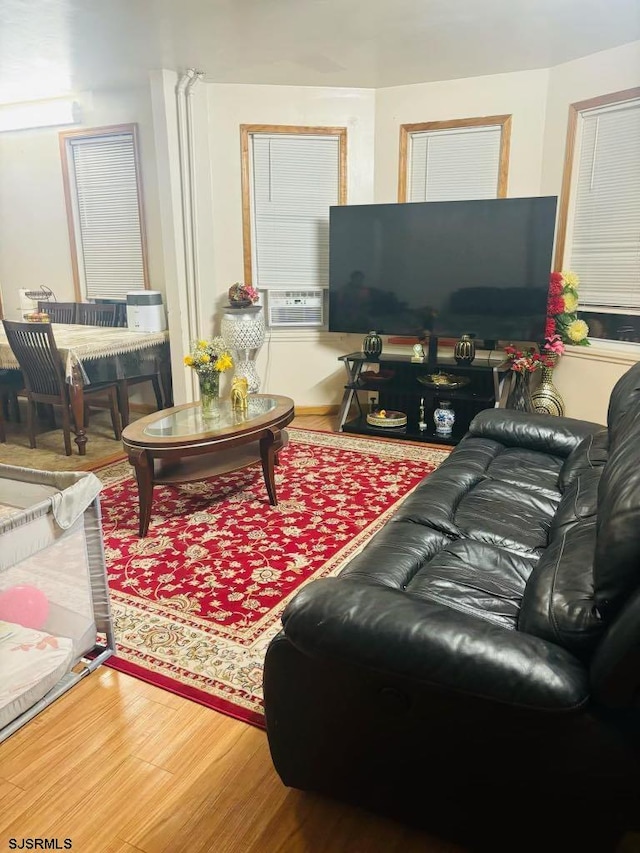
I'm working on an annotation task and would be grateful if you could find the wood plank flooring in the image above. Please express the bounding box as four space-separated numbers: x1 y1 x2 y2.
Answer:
0 667 463 853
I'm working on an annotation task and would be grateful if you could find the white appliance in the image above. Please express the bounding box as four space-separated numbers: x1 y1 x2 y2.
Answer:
16 286 55 320
267 289 324 327
126 291 167 332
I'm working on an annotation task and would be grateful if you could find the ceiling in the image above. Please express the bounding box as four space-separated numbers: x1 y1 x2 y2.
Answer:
0 0 639 103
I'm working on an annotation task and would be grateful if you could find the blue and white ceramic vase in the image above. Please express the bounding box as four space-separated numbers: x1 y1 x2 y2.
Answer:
434 400 455 437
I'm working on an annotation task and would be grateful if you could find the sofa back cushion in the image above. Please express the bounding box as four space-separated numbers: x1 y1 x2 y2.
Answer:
519 476 604 655
521 362 640 651
594 402 640 619
559 429 608 491
607 360 640 444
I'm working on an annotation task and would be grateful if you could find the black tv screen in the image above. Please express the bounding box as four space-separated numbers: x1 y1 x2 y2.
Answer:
328 196 558 343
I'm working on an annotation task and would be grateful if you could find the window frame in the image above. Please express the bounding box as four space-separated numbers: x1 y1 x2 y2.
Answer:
240 124 348 289
554 86 640 274
554 87 640 348
59 123 150 302
397 115 512 203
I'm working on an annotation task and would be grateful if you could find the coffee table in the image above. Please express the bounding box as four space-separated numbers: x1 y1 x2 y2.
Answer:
121 394 295 536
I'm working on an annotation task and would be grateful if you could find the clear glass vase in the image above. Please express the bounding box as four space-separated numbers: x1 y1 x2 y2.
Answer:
198 371 220 421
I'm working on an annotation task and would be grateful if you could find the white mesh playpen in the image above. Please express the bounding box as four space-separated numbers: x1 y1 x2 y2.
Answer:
0 464 115 742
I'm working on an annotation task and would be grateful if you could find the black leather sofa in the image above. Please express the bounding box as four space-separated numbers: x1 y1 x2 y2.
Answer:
263 361 640 850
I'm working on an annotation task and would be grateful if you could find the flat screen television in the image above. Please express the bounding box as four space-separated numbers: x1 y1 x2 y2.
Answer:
328 196 558 344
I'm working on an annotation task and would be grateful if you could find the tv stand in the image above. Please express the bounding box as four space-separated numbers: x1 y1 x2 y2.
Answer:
337 350 511 446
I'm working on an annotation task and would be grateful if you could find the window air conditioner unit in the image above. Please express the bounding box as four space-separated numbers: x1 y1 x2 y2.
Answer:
267 289 324 327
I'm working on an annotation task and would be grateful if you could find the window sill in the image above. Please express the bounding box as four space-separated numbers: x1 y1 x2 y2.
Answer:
563 341 640 366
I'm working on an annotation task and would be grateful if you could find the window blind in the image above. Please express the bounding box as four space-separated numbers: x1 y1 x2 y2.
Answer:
569 101 640 310
251 134 340 289
69 132 146 300
408 125 502 203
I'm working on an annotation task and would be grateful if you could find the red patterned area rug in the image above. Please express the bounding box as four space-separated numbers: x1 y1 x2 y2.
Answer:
97 428 450 727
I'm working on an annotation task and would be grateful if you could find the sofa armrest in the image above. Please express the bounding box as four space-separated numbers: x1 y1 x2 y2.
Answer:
468 408 604 456
281 578 589 711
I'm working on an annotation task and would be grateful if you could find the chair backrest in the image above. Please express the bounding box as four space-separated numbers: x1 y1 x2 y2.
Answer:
2 320 67 401
76 302 118 327
38 301 77 324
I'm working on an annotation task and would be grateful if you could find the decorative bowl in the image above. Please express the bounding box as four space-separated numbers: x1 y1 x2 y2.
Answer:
366 410 407 428
417 373 470 390
358 369 395 387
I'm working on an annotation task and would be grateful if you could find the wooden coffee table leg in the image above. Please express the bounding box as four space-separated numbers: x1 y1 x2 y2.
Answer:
260 427 284 506
128 446 154 536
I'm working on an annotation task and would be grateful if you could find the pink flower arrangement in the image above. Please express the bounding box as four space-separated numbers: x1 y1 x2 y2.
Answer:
544 333 565 356
228 282 259 306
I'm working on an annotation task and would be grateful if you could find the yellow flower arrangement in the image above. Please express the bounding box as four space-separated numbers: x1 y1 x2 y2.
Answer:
547 270 590 347
567 319 590 343
183 336 234 377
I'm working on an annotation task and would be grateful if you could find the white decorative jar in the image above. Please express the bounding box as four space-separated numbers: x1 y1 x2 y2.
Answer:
220 305 266 393
433 400 455 437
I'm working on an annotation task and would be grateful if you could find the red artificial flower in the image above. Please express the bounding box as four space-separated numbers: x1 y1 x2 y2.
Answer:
545 317 556 339
550 272 563 285
548 278 563 296
547 295 565 316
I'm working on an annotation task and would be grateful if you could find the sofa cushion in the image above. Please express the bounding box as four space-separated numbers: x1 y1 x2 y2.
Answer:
339 521 451 590
469 408 603 456
454 479 558 556
550 469 601 533
340 436 564 631
405 540 535 629
480 446 563 498
559 428 609 490
518 521 604 655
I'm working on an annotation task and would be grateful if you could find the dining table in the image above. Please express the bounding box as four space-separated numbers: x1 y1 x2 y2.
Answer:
0 323 172 455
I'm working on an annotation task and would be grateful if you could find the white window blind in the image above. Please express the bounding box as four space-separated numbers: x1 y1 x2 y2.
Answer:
68 132 146 299
250 134 340 289
408 126 502 202
569 100 640 310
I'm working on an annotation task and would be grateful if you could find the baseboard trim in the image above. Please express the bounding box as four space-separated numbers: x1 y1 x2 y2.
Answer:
294 405 340 416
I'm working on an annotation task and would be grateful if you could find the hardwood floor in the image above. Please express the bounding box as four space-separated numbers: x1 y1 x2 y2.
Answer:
0 666 464 853
0 414 462 853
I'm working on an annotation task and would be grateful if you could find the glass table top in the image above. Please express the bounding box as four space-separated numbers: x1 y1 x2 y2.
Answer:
144 397 279 438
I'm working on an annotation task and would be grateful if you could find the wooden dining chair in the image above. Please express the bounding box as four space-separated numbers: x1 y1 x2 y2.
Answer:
2 320 121 455
0 370 24 444
76 302 118 327
37 301 77 323
75 301 164 421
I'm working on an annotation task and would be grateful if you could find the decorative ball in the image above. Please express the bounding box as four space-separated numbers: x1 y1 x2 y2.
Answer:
0 585 49 630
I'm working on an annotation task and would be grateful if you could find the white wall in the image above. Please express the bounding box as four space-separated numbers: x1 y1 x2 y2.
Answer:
204 83 376 404
0 83 164 320
374 68 550 203
540 40 640 423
